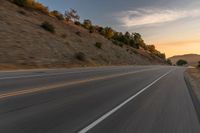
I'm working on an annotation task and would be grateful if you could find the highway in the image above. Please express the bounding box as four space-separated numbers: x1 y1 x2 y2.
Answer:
0 66 199 133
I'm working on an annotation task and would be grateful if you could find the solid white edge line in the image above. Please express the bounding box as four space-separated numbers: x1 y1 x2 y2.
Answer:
78 69 174 133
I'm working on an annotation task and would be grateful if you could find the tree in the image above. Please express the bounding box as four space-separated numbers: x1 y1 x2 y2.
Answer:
146 45 156 53
176 59 188 66
65 8 80 22
133 33 146 49
166 59 172 65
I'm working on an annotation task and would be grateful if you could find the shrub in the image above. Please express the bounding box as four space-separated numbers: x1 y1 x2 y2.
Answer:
13 0 49 14
74 21 81 26
75 52 86 61
18 10 26 15
61 34 67 38
32 2 49 14
166 59 172 65
103 27 114 39
198 61 200 67
95 42 102 49
75 31 81 36
112 40 123 47
41 21 55 33
83 19 92 29
50 10 64 20
13 0 27 6
176 59 188 66
89 26 96 33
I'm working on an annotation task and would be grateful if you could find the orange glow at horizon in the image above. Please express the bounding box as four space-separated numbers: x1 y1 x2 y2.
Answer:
155 39 200 58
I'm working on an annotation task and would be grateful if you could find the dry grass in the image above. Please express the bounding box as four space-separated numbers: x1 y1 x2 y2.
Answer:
0 0 166 70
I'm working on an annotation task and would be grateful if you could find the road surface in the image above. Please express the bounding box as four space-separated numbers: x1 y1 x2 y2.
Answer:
0 66 199 133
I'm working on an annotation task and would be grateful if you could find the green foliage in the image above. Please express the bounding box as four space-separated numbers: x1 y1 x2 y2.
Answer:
112 40 124 47
50 10 64 20
176 59 188 66
166 59 172 65
75 52 86 61
83 19 92 29
146 45 156 53
41 21 55 33
13 0 27 6
94 42 102 49
102 27 114 39
74 21 81 26
13 0 49 14
112 32 141 49
89 26 96 33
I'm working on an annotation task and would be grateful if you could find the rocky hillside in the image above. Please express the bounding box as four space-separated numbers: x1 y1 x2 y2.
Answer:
169 54 200 66
0 0 166 70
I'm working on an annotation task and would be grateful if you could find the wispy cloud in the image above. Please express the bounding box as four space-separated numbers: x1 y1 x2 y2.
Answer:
117 9 200 27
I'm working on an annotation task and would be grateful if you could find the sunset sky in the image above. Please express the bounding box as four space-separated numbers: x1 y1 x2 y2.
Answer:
38 0 200 57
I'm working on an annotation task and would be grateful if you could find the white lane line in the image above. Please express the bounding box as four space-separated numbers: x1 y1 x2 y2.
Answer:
0 67 154 80
78 69 174 133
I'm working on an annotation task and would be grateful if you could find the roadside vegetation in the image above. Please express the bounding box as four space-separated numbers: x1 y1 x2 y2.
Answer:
94 42 102 49
12 0 49 14
166 59 172 65
11 0 166 61
40 21 55 33
75 52 86 61
198 61 200 68
176 59 188 66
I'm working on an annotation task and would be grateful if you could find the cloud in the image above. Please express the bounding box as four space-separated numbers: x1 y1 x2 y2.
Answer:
118 9 200 27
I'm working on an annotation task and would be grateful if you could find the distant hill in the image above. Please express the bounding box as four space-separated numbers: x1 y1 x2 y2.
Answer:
169 54 200 66
0 0 166 70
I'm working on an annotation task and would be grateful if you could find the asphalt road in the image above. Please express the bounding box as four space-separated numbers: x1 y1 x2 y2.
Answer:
0 66 199 133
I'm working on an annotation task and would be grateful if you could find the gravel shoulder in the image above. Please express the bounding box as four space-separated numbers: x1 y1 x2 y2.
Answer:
185 68 200 122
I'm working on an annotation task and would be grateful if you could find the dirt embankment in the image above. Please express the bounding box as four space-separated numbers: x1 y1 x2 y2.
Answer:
0 0 166 70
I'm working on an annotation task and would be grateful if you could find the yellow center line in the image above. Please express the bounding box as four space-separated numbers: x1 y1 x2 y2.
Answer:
0 68 160 99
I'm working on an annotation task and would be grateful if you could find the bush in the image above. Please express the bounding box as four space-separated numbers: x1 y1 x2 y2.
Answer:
61 34 67 38
74 21 81 26
75 52 86 61
176 59 188 66
198 61 200 67
41 21 55 33
166 59 172 65
75 31 81 37
83 19 92 29
112 40 123 47
50 10 64 20
13 0 27 6
13 0 49 14
32 2 49 14
95 42 102 49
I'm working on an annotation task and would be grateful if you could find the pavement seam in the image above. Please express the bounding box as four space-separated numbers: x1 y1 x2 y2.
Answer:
78 69 174 133
0 68 160 100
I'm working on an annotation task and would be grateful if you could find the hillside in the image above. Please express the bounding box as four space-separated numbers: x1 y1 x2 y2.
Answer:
169 54 200 66
0 0 166 70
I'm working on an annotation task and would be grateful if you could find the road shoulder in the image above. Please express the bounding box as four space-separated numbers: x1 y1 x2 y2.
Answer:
184 68 200 122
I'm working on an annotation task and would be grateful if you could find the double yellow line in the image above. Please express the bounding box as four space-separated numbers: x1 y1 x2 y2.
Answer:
0 68 159 99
